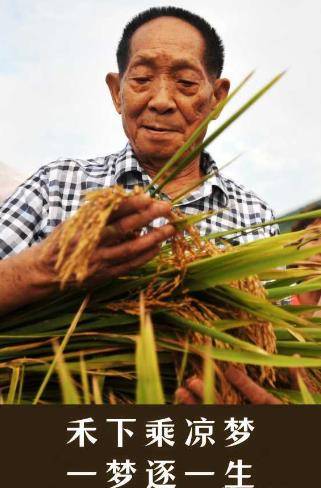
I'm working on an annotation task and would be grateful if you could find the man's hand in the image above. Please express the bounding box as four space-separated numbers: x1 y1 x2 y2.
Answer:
39 193 175 284
175 366 282 405
87 194 174 282
0 193 175 314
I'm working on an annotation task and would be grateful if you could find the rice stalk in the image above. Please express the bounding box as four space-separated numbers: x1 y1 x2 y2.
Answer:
203 344 216 404
79 352 91 404
52 339 81 404
92 375 104 404
6 366 20 404
32 294 89 403
136 294 165 404
297 372 316 404
2 70 321 404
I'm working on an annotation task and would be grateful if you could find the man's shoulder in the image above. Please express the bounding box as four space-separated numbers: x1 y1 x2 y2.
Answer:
36 150 121 178
0 148 129 255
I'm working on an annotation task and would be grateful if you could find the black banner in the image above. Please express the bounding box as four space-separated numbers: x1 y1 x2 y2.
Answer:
0 406 318 487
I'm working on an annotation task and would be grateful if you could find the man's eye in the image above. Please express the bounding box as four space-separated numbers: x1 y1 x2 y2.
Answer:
133 77 150 84
178 79 196 88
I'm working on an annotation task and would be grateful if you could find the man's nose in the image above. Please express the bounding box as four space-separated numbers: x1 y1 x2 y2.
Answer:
147 78 176 114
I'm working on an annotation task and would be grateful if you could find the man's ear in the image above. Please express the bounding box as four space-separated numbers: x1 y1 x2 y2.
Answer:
106 72 122 114
211 78 230 118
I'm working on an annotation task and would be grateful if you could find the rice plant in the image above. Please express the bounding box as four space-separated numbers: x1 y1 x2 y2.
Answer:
2 72 321 405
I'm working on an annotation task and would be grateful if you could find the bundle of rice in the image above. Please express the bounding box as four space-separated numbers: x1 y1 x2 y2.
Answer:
2 72 321 405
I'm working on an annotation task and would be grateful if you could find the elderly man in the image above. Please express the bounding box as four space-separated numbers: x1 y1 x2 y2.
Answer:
0 7 277 315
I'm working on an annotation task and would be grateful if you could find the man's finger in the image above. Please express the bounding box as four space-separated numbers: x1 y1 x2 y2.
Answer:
100 200 172 243
185 376 204 399
225 365 282 404
108 193 152 222
96 245 161 280
175 387 198 405
98 224 175 263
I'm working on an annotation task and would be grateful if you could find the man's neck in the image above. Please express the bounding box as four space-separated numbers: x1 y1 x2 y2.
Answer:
140 155 203 199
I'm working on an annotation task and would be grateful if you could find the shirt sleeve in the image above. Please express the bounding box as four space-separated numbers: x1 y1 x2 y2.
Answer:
0 167 49 259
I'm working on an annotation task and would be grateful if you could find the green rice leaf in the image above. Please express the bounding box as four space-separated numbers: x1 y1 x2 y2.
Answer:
17 364 25 404
268 276 321 300
80 352 91 404
92 375 104 404
185 240 321 291
205 286 311 328
162 312 268 354
6 366 20 404
206 208 321 241
176 337 189 388
32 294 89 404
203 344 215 404
297 373 316 404
136 295 165 404
271 388 321 405
53 339 81 404
198 345 321 368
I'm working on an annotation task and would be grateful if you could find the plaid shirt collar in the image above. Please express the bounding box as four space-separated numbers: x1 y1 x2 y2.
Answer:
113 142 228 206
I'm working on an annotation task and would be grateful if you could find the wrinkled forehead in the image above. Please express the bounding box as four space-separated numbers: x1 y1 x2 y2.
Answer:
128 16 206 68
128 51 206 77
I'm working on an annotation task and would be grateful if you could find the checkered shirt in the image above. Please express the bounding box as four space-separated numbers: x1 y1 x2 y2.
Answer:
0 142 278 259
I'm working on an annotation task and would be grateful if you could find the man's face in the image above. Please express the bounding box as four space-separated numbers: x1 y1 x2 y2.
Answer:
107 16 230 165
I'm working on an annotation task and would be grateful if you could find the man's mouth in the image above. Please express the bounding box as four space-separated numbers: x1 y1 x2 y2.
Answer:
142 125 176 132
